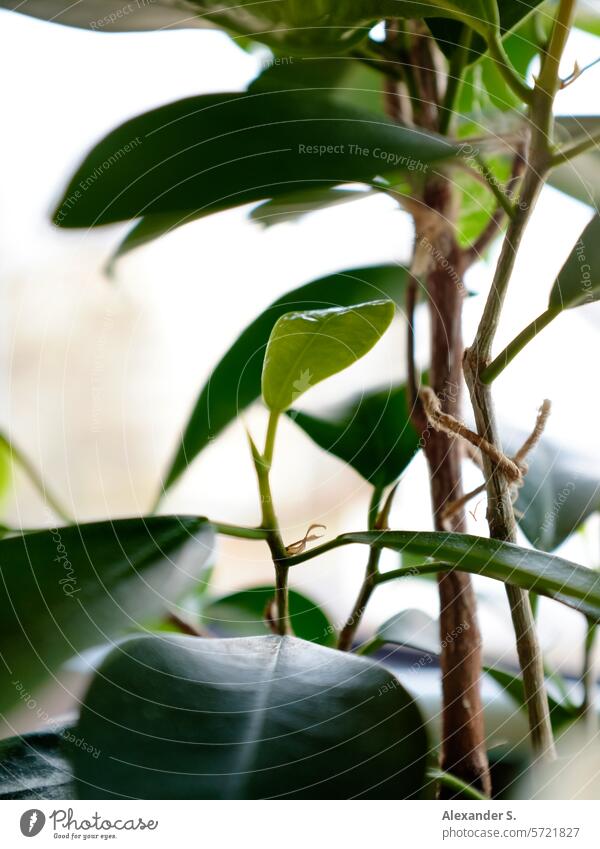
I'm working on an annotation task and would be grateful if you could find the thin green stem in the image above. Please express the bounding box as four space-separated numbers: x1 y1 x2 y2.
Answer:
368 485 384 532
213 522 270 540
439 26 472 136
551 131 600 166
248 413 290 635
337 546 381 651
0 432 73 524
487 31 534 104
480 306 560 384
427 767 488 800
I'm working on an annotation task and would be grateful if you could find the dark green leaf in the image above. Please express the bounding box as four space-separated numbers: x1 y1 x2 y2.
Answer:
262 300 395 411
309 530 600 622
287 382 420 488
5 2 499 51
549 213 600 311
549 117 600 207
483 665 578 730
53 91 456 229
73 633 429 799
250 186 374 228
201 586 334 645
0 726 76 800
0 516 213 714
160 263 409 492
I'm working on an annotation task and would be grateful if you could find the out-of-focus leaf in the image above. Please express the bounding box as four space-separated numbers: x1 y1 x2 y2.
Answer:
262 300 395 412
373 609 440 654
53 91 456 230
287 382 420 488
0 516 213 714
201 586 334 645
160 264 409 492
296 530 600 622
73 634 429 798
484 665 578 730
250 186 374 228
0 726 76 800
549 213 600 310
549 117 600 207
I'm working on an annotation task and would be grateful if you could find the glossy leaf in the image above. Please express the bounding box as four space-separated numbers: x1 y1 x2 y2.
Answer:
262 300 395 411
0 726 76 800
373 608 441 654
301 530 600 621
161 264 409 491
549 117 600 207
549 214 600 311
4 2 500 51
53 90 456 230
287 382 420 488
73 633 429 799
200 586 334 646
0 516 213 714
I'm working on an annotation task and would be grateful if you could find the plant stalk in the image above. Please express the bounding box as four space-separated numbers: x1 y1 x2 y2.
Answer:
462 0 578 763
480 306 560 384
580 619 597 733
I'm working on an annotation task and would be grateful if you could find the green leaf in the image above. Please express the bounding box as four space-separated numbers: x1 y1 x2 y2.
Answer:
374 608 441 654
0 726 76 800
161 264 409 492
200 585 334 645
483 666 578 730
504 427 600 552
287 382 420 488
0 516 213 714
549 117 600 207
4 2 499 51
295 530 600 622
549 214 600 311
262 300 395 412
73 633 429 799
250 186 374 229
53 90 456 229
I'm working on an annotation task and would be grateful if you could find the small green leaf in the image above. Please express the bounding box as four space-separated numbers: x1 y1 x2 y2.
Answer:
375 609 441 655
549 214 600 311
287 382 420 488
0 726 76 800
161 264 409 492
201 585 334 646
73 633 429 799
0 516 213 714
262 300 395 412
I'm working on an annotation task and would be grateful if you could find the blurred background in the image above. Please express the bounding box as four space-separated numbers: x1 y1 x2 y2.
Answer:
1 8 599 747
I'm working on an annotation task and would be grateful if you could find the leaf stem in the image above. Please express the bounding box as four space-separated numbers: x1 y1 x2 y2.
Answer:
580 619 597 732
0 432 73 524
213 522 270 540
480 306 560 384
486 30 534 104
427 767 488 800
439 26 472 136
550 131 600 166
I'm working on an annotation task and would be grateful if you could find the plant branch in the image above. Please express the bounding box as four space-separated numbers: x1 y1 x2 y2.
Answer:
462 0 578 763
427 767 489 800
0 432 73 524
550 130 600 165
439 26 472 136
487 30 534 104
580 619 597 732
213 522 270 540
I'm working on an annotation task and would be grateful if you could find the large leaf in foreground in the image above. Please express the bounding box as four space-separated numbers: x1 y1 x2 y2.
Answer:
288 382 420 488
73 633 428 799
201 586 334 646
0 726 75 800
3 2 499 50
0 516 213 715
262 301 394 411
160 264 409 492
291 530 600 621
53 91 455 229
